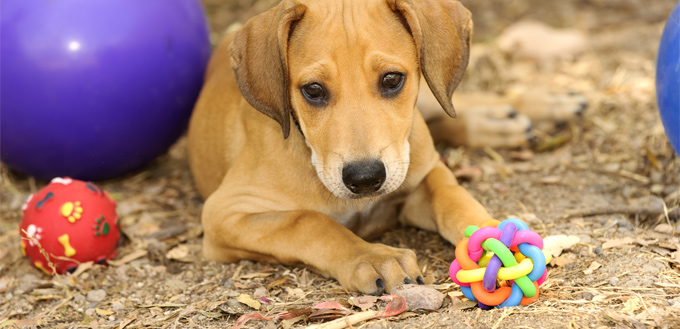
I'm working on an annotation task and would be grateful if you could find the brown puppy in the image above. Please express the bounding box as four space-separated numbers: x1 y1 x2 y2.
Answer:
188 0 495 294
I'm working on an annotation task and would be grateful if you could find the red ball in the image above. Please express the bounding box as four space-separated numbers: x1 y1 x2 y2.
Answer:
19 177 120 274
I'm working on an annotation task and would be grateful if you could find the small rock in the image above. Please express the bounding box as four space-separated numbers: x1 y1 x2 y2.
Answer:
73 293 86 303
85 308 96 316
617 220 634 231
87 289 107 303
594 247 604 255
654 224 675 235
392 284 444 310
609 277 619 286
226 298 241 308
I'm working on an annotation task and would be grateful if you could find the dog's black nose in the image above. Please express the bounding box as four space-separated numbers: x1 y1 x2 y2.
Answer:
342 160 386 195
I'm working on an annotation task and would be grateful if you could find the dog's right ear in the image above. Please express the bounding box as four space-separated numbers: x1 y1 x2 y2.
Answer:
229 1 306 139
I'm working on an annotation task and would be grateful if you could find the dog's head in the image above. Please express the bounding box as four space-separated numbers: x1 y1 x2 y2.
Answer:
230 0 471 199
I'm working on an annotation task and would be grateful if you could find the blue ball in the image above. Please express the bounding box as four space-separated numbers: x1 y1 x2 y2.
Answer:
657 2 680 155
1 0 211 180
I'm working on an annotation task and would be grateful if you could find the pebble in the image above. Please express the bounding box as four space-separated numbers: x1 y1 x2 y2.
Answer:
392 284 444 310
87 289 107 303
85 308 96 316
594 247 604 255
609 277 619 286
226 298 241 308
616 220 634 231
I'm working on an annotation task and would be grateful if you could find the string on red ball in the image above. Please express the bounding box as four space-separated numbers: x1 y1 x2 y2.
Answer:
449 218 552 309
19 177 120 275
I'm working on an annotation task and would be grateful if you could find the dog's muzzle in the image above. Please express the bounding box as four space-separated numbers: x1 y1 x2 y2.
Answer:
341 160 386 195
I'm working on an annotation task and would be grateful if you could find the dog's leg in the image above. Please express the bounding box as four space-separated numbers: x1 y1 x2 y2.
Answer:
399 161 495 244
202 188 423 295
507 86 588 132
418 80 534 148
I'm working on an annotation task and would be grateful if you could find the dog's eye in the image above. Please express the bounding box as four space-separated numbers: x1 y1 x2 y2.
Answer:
381 72 405 97
301 83 327 105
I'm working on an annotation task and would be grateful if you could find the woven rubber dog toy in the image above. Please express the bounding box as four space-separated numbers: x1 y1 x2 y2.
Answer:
449 218 552 309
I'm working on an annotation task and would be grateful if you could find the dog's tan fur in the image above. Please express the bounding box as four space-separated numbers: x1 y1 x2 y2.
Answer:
189 0 498 294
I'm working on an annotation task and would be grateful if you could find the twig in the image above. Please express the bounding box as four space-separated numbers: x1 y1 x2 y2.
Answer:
306 310 378 329
563 206 679 219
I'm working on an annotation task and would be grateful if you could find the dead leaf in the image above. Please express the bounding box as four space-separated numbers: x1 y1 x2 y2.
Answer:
95 308 114 316
280 315 305 329
240 272 274 279
349 295 378 310
286 288 306 299
602 237 636 249
267 278 290 289
583 261 601 275
253 287 267 298
543 235 580 257
237 294 261 310
380 295 407 317
165 245 190 261
551 255 574 267
12 317 41 327
108 249 147 266
232 313 272 329
622 297 642 313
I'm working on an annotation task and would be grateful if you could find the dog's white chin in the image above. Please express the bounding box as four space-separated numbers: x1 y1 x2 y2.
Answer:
309 142 410 200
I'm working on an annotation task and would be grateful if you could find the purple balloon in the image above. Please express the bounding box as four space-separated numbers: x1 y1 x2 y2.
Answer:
1 0 211 180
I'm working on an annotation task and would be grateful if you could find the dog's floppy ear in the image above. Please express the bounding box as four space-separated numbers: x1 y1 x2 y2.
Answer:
229 1 306 139
388 0 472 118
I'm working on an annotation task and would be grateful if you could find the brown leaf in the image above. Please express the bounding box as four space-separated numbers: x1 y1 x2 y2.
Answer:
349 295 378 310
95 308 114 316
237 294 261 310
602 237 636 249
543 235 580 257
108 249 147 266
165 245 191 262
551 255 574 267
583 261 601 275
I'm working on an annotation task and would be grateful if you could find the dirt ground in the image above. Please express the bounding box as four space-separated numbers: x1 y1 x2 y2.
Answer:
2 0 680 328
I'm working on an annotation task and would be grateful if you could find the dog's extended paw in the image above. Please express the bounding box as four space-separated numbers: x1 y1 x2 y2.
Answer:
336 244 423 295
509 87 588 132
462 104 534 148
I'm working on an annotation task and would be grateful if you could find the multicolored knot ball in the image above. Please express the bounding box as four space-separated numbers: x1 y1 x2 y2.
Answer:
19 177 120 275
449 218 552 309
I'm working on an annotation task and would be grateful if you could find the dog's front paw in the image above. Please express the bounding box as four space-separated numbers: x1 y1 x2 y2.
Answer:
336 244 423 295
463 104 534 148
510 87 588 132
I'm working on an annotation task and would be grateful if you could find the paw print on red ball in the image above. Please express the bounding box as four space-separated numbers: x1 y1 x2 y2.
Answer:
19 177 120 275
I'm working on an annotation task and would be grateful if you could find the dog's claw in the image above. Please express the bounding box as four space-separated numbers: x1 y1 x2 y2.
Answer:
375 278 386 295
416 276 425 285
404 277 413 284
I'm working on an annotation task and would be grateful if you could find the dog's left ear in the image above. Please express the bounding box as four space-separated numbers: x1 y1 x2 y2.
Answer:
229 1 307 139
388 0 472 118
